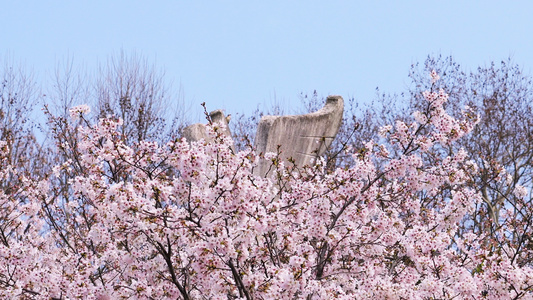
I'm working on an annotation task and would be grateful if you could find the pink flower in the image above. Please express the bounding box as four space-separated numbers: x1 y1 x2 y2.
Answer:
430 69 440 83
68 104 91 120
514 184 528 198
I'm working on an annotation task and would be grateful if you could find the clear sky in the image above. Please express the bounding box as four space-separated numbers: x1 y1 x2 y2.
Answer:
2 1 533 122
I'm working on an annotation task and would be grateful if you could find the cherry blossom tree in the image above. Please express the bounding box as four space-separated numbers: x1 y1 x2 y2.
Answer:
1 73 533 299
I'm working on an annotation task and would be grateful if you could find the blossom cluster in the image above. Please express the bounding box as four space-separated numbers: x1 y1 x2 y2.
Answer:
68 104 91 120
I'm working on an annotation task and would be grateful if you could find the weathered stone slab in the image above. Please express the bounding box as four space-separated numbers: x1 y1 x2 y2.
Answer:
254 95 344 176
182 110 233 150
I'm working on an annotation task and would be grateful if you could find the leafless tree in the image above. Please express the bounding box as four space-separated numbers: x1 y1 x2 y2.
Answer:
0 57 43 180
95 51 188 144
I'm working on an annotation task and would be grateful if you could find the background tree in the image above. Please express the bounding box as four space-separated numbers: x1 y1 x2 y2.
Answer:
95 51 188 144
0 57 45 181
47 52 189 146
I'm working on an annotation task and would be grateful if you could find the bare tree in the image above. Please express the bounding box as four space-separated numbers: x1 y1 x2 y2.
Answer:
47 56 91 118
95 51 186 144
0 57 43 180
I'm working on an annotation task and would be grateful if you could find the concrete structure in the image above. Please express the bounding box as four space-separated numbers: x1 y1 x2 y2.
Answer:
183 96 344 177
254 95 344 177
182 110 233 150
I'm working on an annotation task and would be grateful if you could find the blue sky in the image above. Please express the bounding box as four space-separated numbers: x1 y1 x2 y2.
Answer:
2 1 533 122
